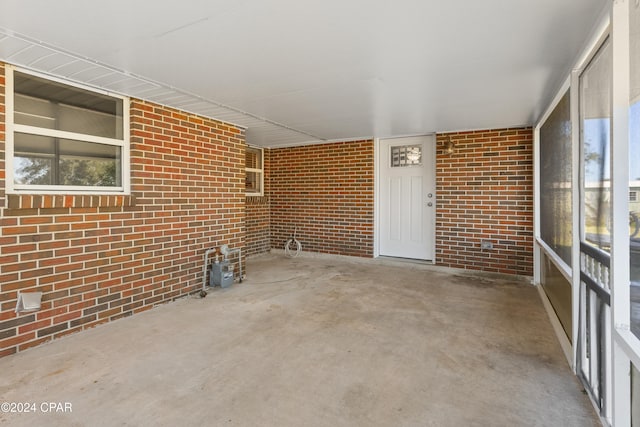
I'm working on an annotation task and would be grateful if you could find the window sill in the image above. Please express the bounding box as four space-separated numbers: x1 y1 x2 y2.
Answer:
6 194 136 210
246 195 268 204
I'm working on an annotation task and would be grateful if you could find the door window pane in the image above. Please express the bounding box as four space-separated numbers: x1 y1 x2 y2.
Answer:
391 145 422 167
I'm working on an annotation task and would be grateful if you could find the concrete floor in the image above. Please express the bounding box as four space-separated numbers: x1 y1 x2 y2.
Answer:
0 253 599 426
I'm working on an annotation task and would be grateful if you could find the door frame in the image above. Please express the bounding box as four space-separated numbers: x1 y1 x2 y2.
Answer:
374 134 437 263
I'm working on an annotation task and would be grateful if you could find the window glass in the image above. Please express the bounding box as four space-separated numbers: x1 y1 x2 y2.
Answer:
9 69 127 192
246 171 261 193
246 147 262 169
14 72 123 139
580 39 612 251
540 90 572 266
14 134 120 187
246 147 263 195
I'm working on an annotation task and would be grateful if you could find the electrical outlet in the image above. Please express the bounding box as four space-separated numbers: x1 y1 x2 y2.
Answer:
481 240 493 250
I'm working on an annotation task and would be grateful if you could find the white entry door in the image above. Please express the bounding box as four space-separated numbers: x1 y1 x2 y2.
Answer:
379 135 435 260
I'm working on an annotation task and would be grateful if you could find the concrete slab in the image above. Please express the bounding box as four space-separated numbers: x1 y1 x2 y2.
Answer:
0 253 599 426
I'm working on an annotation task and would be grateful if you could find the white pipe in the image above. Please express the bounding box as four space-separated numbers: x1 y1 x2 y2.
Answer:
226 248 243 283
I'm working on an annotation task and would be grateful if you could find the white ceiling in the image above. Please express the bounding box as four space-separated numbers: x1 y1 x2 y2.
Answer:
0 0 607 147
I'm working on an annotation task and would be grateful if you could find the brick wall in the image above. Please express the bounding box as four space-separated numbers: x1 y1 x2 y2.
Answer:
435 128 534 276
0 60 534 357
246 149 271 257
267 133 533 275
270 140 374 257
0 66 245 357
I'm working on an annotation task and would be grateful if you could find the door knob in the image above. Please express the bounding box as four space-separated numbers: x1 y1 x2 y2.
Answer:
427 202 433 207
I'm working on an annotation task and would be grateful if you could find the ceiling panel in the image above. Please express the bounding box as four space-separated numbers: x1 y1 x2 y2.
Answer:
0 0 608 147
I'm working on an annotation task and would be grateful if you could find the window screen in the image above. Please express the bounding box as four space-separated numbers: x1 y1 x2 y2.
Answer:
539 90 572 266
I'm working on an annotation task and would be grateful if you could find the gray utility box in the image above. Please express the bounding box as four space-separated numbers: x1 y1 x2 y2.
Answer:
210 260 234 288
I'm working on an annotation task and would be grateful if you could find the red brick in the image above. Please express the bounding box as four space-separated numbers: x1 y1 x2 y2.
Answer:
435 129 533 276
18 319 52 334
269 141 374 258
0 92 245 358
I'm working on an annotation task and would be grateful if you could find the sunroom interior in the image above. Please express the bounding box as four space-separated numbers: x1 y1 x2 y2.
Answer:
2 0 640 425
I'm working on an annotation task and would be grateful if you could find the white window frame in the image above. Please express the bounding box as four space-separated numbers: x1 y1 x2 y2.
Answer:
245 145 264 197
5 65 130 195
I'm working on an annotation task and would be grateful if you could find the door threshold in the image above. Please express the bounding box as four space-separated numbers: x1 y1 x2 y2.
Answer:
377 256 434 265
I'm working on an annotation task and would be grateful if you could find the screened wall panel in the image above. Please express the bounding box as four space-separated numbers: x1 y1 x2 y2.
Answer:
540 251 572 340
630 0 640 341
540 90 572 267
581 39 612 252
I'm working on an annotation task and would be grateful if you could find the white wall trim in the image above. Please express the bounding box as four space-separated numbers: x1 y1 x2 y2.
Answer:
373 137 380 258
611 1 633 425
